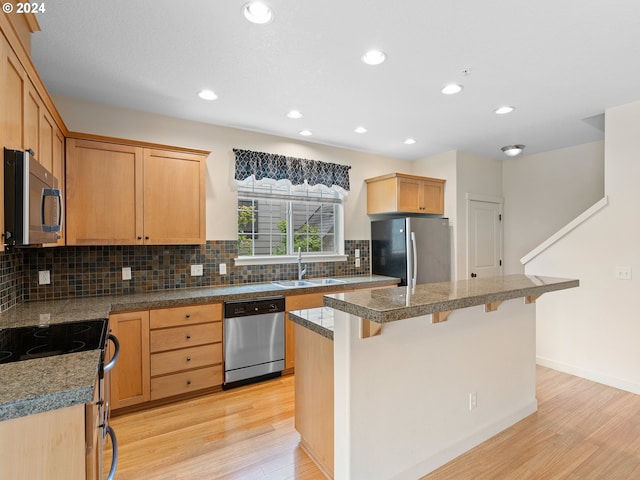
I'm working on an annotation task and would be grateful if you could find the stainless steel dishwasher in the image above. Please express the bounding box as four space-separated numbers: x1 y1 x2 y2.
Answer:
223 296 285 388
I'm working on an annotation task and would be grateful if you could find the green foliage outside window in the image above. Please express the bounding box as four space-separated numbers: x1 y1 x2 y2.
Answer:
237 204 255 256
273 220 322 255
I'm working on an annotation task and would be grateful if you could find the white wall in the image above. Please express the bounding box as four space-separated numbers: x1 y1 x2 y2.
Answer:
503 141 604 274
52 95 411 241
334 300 537 479
525 101 640 394
456 151 503 280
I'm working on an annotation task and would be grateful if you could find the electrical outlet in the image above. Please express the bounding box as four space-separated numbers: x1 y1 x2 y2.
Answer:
122 267 132 280
219 263 227 275
616 266 632 280
469 392 477 410
355 248 360 258
355 258 361 268
38 270 51 285
191 264 203 276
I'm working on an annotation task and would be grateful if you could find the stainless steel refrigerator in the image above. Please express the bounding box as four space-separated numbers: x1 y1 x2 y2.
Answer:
371 217 451 287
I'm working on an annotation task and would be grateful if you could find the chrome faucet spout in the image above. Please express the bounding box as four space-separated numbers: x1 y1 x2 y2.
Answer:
297 247 306 280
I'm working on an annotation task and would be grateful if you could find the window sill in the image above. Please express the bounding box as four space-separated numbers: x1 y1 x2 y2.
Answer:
234 254 348 267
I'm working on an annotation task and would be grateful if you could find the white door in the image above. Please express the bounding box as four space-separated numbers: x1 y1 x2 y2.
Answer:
468 200 503 278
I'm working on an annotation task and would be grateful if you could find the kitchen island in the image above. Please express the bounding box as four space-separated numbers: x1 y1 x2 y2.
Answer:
289 274 579 480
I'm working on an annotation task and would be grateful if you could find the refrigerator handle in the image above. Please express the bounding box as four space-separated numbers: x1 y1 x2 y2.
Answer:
411 231 418 288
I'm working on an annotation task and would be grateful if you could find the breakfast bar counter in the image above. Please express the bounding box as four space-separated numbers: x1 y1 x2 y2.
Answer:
289 274 579 480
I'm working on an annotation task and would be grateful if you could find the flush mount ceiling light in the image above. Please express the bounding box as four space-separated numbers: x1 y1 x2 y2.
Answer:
361 49 387 66
198 89 217 101
299 130 313 137
404 138 417 145
354 126 367 133
441 84 463 95
243 2 273 24
495 106 515 115
287 110 303 119
501 144 525 157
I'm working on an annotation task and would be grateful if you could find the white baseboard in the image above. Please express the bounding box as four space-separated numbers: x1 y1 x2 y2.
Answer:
392 401 538 480
536 356 640 395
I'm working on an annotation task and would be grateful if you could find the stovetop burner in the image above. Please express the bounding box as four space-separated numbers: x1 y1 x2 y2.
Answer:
0 319 107 365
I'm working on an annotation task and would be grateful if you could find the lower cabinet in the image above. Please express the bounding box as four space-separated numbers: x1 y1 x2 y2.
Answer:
0 404 86 479
149 304 223 401
109 310 151 410
109 303 223 411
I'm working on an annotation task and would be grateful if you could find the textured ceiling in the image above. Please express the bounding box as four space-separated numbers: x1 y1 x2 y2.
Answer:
31 0 640 160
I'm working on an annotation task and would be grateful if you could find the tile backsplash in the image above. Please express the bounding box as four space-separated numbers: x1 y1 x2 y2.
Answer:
1 240 370 306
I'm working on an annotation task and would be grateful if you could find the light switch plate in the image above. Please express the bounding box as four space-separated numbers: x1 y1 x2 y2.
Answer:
191 264 203 276
38 270 51 285
355 249 360 258
219 263 227 275
122 267 132 280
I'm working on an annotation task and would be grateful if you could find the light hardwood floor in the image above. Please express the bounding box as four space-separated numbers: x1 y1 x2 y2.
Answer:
106 366 640 479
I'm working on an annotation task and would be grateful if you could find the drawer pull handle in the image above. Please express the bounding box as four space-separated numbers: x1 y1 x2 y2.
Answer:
186 313 191 318
186 380 191 385
186 356 191 362
186 334 191 340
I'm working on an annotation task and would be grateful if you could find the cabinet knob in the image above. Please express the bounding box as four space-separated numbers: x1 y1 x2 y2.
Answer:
186 356 191 362
186 380 191 385
185 313 191 318
186 334 191 340
137 236 142 240
145 236 150 240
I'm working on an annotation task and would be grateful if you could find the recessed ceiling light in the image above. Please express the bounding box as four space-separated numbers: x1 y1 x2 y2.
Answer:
287 110 303 119
198 89 217 101
354 126 367 133
501 144 525 157
441 84 463 95
361 50 387 66
243 2 273 24
495 106 515 115
404 138 416 145
299 130 312 137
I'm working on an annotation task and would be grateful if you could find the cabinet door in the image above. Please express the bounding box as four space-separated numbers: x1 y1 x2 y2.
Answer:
38 107 55 173
3 44 25 150
143 149 206 244
421 178 445 214
23 81 40 158
66 139 144 245
109 310 151 410
396 177 423 213
51 127 65 245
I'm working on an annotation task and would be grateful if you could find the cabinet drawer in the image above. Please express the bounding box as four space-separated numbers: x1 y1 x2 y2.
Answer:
150 303 222 329
150 322 222 353
150 366 222 400
150 343 222 377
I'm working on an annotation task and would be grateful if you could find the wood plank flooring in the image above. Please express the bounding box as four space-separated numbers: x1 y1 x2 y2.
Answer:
106 366 640 479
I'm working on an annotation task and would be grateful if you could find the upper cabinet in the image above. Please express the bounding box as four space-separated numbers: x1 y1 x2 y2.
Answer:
66 137 208 245
365 173 445 215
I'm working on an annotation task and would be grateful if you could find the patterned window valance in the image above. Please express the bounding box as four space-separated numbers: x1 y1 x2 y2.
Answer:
233 148 351 196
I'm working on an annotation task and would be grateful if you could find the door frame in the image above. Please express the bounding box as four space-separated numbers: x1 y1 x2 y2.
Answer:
465 193 504 279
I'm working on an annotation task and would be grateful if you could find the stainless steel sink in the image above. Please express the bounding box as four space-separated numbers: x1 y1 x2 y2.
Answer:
271 280 316 288
271 278 346 288
308 278 346 285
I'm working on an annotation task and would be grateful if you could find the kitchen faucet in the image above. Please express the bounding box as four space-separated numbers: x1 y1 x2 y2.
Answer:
297 247 307 280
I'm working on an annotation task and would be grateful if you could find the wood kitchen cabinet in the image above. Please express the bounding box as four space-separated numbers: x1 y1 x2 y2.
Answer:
365 172 445 215
0 404 86 479
109 310 151 410
149 303 223 401
65 137 208 246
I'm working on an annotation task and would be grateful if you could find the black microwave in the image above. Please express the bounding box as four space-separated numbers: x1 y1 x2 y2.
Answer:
4 148 63 246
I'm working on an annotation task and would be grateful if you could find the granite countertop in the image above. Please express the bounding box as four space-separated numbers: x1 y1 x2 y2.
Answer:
289 274 579 338
0 275 397 421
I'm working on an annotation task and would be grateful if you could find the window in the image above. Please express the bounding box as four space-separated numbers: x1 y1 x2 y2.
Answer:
237 183 343 258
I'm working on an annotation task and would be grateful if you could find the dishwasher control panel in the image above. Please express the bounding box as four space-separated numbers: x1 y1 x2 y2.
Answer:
224 296 285 318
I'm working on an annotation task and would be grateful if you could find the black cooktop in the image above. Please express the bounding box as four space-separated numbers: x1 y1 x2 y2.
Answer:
0 319 107 364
